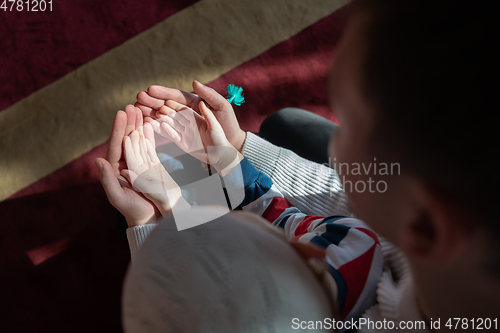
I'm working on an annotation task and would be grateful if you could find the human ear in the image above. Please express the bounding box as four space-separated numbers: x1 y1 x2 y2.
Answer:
399 182 469 265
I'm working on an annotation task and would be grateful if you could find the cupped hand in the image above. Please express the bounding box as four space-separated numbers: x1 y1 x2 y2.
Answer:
158 99 242 176
96 105 160 227
120 130 187 216
135 81 247 152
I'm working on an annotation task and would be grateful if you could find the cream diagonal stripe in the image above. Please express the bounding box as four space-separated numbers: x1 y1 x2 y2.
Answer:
0 0 348 201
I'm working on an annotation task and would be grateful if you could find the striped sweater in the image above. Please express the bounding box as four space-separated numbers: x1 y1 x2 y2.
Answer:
233 157 384 322
127 133 384 323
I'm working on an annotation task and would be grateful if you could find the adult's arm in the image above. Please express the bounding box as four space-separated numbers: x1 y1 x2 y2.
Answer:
126 224 158 259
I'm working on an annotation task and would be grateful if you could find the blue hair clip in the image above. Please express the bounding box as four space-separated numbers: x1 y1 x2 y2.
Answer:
226 84 245 106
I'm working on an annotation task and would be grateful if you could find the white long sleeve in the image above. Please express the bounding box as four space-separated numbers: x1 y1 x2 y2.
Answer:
126 223 158 260
241 132 351 217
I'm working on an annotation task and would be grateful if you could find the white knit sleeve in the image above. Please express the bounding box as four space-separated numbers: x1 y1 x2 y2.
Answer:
126 223 158 260
241 132 351 217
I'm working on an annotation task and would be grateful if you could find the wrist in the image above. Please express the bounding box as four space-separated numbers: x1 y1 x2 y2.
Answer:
158 195 191 216
232 130 247 153
156 188 189 216
125 212 159 228
213 149 244 177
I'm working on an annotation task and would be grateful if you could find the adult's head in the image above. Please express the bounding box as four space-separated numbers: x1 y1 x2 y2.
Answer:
328 0 499 319
122 208 334 332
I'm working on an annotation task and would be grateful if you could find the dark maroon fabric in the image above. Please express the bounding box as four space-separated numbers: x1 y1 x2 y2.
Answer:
0 184 129 332
0 0 199 112
0 4 349 332
212 7 347 133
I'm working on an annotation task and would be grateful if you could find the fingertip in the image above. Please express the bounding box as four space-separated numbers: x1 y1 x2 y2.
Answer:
124 104 135 113
147 85 163 96
124 105 136 126
135 107 143 125
198 100 205 113
199 99 206 110
96 157 113 170
111 111 127 132
136 91 148 105
120 169 131 183
199 99 212 117
161 121 169 132
193 80 207 92
94 158 103 172
158 105 168 115
115 110 128 124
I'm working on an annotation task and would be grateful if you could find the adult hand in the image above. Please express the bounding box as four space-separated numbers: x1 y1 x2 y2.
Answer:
154 100 207 160
159 99 242 176
135 80 247 152
95 105 161 227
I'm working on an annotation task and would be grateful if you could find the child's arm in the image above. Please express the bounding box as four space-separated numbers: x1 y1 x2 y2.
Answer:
228 157 383 321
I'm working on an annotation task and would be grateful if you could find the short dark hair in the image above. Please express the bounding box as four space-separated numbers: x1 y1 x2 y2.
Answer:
353 0 499 260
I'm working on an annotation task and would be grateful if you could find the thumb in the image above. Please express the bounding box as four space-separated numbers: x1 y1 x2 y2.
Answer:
95 158 124 207
192 80 229 112
120 169 138 186
199 100 223 132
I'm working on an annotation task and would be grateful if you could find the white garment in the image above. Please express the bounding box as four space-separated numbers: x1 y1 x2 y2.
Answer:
123 209 334 333
125 132 428 332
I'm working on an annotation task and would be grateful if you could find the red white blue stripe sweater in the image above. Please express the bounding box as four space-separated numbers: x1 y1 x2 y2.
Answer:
233 157 384 322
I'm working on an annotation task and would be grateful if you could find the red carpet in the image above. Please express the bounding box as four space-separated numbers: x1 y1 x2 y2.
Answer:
0 2 348 331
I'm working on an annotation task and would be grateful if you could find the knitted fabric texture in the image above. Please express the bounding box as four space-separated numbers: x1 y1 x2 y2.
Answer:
123 208 333 333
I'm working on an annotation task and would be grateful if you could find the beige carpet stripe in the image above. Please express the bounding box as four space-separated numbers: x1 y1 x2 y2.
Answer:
0 0 349 201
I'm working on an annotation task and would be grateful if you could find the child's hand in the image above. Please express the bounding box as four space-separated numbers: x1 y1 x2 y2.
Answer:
120 130 189 216
96 106 161 228
157 99 243 176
